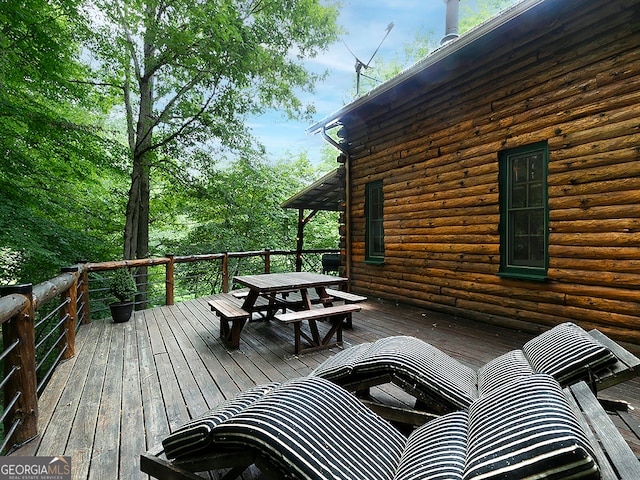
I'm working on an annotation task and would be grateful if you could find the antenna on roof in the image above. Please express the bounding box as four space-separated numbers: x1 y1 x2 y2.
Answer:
344 22 395 96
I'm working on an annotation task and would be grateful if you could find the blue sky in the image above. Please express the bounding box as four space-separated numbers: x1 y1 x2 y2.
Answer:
249 0 451 164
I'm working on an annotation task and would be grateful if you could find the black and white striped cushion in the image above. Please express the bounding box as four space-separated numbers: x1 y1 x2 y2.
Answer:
310 342 372 381
162 382 280 459
350 336 478 411
210 376 405 480
393 411 468 480
463 374 599 480
163 374 600 480
523 322 615 385
477 349 533 396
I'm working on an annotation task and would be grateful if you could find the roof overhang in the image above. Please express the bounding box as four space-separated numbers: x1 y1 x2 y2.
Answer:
306 0 547 136
281 168 344 211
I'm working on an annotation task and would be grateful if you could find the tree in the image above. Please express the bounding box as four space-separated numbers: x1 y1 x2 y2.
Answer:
83 0 341 268
161 152 338 257
0 0 126 284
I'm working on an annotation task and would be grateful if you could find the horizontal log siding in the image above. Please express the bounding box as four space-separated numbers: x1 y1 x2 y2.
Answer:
346 0 640 343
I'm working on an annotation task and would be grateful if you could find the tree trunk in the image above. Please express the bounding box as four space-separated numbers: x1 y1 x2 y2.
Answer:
123 26 155 309
124 164 141 261
123 152 151 309
136 162 150 309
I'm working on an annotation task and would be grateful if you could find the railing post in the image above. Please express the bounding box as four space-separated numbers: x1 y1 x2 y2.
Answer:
264 249 271 274
60 267 78 360
77 262 91 325
222 252 229 293
1 284 38 446
166 254 175 305
296 209 304 272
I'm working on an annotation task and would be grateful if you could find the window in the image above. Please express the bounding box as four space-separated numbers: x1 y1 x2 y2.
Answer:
499 142 548 280
365 181 384 262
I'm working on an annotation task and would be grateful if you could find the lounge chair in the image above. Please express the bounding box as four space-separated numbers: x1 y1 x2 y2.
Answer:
142 374 604 480
310 322 640 415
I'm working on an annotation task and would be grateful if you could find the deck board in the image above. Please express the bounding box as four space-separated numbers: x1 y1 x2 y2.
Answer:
10 297 640 479
89 320 124 480
67 318 112 480
120 320 146 480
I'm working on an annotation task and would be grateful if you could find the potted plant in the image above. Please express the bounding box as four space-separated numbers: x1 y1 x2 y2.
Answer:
108 268 137 322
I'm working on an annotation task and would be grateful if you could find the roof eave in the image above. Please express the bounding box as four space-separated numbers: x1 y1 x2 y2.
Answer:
280 168 344 211
306 0 545 136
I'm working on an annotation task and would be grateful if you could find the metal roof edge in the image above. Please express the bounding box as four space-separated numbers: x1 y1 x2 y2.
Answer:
306 0 546 136
280 168 341 209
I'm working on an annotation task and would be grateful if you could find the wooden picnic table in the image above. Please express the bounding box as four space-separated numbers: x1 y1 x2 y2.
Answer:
233 272 349 317
231 272 357 353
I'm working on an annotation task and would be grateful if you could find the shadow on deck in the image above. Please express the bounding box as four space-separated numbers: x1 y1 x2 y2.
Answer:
11 297 640 479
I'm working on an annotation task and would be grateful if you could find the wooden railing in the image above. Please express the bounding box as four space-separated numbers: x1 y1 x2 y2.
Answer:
0 248 338 452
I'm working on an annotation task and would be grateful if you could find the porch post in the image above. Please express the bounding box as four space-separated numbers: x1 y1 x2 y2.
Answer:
77 262 91 325
166 254 175 305
296 209 304 272
222 252 229 293
60 266 78 360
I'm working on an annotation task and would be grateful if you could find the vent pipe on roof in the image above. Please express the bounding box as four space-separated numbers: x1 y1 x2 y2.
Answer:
441 0 460 45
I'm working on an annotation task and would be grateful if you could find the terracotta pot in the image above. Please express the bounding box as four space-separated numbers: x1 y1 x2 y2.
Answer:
110 301 134 323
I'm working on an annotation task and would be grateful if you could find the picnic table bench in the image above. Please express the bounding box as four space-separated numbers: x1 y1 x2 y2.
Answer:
208 293 249 349
275 304 362 354
208 293 276 348
324 288 367 304
323 288 366 328
232 288 328 311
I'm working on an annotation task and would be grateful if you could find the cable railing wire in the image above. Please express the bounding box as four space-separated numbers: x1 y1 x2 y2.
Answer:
0 366 18 392
0 392 21 425
35 315 66 352
34 298 69 331
0 416 22 453
0 339 20 363
37 344 68 395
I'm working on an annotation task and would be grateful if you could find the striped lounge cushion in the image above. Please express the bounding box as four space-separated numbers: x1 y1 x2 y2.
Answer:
162 382 280 459
309 341 372 381
523 322 616 385
209 376 405 480
393 411 468 480
350 336 478 411
477 349 534 396
463 374 599 480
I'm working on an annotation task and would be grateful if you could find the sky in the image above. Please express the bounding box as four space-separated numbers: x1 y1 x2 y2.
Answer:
249 0 452 164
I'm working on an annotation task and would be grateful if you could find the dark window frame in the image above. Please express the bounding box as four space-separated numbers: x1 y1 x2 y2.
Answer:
365 180 384 263
498 142 549 280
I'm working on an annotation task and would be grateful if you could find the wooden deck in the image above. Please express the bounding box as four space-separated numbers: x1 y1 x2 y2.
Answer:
11 297 640 479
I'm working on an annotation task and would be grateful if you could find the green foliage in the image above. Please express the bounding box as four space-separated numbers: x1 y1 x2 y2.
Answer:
108 268 137 302
0 0 354 288
81 0 342 261
158 152 339 257
0 0 128 285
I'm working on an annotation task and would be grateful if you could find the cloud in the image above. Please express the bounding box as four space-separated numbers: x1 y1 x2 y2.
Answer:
247 0 450 160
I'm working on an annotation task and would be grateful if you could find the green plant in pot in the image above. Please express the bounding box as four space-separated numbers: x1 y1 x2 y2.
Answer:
108 268 137 323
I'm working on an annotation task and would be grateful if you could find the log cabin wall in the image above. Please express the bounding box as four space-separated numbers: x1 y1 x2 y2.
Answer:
342 0 640 344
